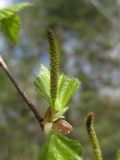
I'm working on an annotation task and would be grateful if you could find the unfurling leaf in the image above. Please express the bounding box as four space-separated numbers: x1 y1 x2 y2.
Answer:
34 65 51 103
55 74 80 111
38 131 83 160
34 65 80 111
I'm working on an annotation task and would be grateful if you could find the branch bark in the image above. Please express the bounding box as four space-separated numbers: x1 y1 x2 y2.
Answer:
0 55 43 129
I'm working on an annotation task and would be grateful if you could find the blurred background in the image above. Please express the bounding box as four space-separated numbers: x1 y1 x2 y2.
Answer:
0 0 120 159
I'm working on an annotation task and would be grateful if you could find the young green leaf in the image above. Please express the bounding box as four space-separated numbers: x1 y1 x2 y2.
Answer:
55 74 80 111
116 149 120 160
0 14 20 42
34 65 51 104
34 65 80 111
0 2 32 42
0 2 32 20
38 131 83 160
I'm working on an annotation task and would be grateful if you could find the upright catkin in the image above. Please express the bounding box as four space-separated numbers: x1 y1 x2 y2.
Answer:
86 112 103 160
47 28 59 107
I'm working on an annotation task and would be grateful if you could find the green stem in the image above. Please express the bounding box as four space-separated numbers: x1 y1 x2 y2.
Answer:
86 112 103 160
47 28 59 108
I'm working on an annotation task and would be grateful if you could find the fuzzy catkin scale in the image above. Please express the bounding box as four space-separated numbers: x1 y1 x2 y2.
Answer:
47 28 59 107
86 112 103 160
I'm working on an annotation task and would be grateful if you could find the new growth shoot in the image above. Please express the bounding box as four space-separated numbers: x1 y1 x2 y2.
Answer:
34 28 80 135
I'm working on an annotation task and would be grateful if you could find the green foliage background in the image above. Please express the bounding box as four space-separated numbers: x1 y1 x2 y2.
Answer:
0 0 120 160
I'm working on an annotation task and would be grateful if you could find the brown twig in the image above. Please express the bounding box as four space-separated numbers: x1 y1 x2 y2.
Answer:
0 55 43 129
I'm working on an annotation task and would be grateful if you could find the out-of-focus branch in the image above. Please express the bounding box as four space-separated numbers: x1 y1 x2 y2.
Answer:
0 55 44 129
